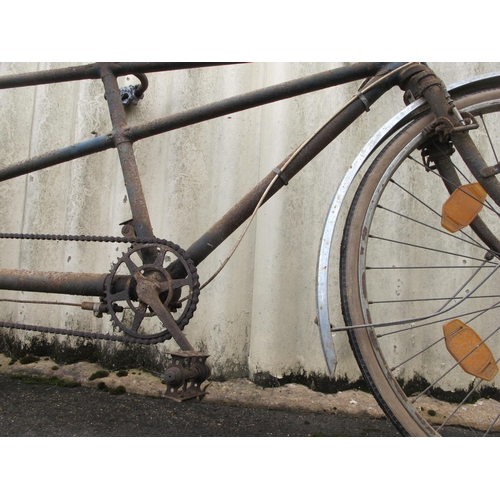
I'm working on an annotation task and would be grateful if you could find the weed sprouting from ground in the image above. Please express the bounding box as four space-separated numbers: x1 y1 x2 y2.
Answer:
109 386 126 395
89 370 109 381
96 382 126 395
19 355 40 365
10 374 80 388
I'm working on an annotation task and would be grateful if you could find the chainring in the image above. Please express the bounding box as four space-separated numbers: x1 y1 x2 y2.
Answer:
104 242 200 342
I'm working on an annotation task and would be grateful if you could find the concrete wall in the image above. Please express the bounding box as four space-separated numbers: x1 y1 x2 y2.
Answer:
1 62 499 384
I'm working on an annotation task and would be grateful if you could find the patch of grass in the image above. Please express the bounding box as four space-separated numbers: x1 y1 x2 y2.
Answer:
89 370 109 381
109 385 126 395
96 382 126 395
10 374 80 388
51 365 59 371
19 355 40 365
116 370 128 377
427 409 437 417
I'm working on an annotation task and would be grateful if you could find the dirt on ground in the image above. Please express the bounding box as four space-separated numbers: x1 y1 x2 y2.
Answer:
0 353 385 417
1 353 499 435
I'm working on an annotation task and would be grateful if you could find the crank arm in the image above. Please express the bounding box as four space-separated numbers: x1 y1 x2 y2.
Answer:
134 272 211 401
134 272 194 352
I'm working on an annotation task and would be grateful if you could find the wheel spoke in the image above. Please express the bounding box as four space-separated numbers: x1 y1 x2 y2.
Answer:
410 326 500 403
437 378 486 432
340 88 500 436
369 234 489 263
480 114 499 164
390 337 444 371
377 204 488 253
369 294 500 305
377 301 500 339
484 409 500 436
408 154 500 217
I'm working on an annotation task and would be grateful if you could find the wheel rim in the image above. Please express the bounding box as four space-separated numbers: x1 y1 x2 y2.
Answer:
343 90 500 436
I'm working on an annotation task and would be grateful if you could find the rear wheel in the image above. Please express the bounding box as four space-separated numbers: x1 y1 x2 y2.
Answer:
341 88 500 436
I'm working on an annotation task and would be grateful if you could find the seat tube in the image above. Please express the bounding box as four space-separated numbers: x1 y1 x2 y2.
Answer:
100 64 155 240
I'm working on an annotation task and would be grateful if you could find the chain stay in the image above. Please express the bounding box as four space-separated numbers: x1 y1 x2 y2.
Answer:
0 231 192 344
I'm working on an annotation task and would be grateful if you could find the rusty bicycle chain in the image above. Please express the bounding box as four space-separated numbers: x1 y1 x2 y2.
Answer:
0 232 200 345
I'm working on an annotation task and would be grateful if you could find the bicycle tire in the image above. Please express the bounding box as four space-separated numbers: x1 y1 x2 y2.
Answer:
341 87 500 436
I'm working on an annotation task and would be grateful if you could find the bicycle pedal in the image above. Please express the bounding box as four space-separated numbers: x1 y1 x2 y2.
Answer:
441 183 487 233
443 319 498 381
164 352 211 401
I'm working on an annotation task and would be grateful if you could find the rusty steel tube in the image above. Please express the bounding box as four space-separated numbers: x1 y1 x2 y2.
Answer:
0 135 114 183
183 78 397 268
0 269 130 297
0 63 239 89
125 63 387 143
0 269 117 296
0 63 388 184
100 65 155 240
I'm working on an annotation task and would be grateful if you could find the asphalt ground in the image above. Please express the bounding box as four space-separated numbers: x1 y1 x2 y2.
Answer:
1 354 498 498
1 353 498 437
1 371 496 438
0 373 400 437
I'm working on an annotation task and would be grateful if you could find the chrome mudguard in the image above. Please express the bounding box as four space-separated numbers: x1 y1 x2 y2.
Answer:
316 71 500 375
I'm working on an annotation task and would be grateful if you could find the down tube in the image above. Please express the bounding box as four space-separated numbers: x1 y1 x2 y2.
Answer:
182 79 396 271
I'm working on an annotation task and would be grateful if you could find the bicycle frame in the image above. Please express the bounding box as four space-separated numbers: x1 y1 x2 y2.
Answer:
0 62 403 297
2 61 499 404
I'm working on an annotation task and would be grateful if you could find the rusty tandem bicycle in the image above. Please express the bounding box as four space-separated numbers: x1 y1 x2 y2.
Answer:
1 62 500 436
